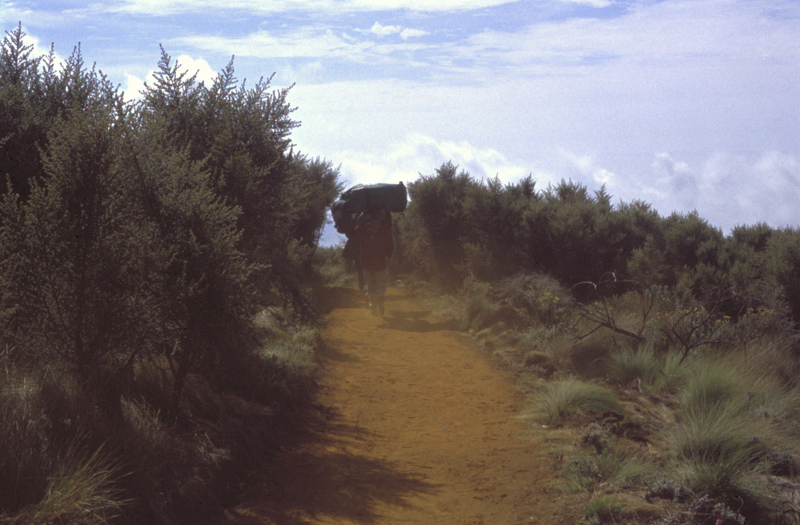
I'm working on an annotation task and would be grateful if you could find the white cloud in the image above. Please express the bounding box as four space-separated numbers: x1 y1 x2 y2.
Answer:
400 28 429 39
120 55 213 101
174 54 216 85
635 151 800 231
123 73 149 100
111 0 516 16
174 29 369 60
370 22 402 36
557 0 612 6
560 150 618 187
370 22 429 39
459 0 800 80
332 133 536 187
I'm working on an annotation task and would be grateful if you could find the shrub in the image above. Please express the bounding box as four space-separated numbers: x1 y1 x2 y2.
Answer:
312 245 354 287
489 273 573 327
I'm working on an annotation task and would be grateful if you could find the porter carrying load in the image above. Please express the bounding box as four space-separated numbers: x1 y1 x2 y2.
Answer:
331 182 407 234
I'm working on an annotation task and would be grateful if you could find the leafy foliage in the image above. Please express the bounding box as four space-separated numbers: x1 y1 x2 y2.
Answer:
0 26 339 522
396 161 800 330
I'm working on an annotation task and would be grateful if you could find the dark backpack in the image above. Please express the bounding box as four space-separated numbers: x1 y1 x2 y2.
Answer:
331 182 407 234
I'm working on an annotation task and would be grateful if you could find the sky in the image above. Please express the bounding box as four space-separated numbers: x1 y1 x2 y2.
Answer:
3 0 800 246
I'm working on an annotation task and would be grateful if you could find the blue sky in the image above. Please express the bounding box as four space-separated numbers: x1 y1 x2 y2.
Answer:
3 0 800 245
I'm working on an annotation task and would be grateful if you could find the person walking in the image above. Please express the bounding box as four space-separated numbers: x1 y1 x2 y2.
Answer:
342 232 366 295
354 208 393 316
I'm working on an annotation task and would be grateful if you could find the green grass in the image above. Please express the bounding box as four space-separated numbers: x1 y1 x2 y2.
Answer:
0 367 126 524
528 379 624 426
679 353 800 427
258 326 320 372
607 344 687 395
7 445 126 525
311 245 355 287
680 361 749 416
582 495 624 524
458 280 497 331
669 403 768 501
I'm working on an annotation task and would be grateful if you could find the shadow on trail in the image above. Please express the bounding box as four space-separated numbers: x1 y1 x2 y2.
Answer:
379 315 459 333
233 414 439 524
317 339 362 364
317 287 415 313
317 286 366 312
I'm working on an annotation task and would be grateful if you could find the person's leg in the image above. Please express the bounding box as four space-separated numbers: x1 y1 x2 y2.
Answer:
356 259 366 295
375 269 388 317
365 270 378 314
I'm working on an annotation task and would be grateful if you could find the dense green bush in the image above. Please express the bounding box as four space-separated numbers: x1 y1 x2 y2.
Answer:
0 24 339 523
395 161 800 328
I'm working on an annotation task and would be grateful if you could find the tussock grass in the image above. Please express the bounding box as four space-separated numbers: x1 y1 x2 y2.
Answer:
607 345 656 386
679 361 749 416
582 495 624 523
670 411 765 504
607 345 687 394
0 366 125 523
563 445 651 493
258 326 320 372
666 357 800 508
6 445 126 525
458 280 497 331
679 353 800 428
528 379 624 426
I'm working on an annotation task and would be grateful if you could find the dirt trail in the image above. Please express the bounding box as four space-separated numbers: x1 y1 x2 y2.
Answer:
237 287 571 524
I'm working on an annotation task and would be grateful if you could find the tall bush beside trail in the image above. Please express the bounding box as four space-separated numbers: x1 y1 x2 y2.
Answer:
1 105 141 416
0 25 125 203
138 49 299 254
285 155 343 250
0 24 48 202
525 181 636 287
120 117 259 409
397 161 479 291
764 228 800 326
136 49 338 315
460 176 535 281
659 212 724 291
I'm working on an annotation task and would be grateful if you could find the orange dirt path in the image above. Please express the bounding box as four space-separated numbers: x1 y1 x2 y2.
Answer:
237 287 571 524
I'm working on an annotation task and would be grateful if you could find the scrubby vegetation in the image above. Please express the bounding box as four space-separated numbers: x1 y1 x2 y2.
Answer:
6 16 800 523
387 162 800 523
0 24 339 523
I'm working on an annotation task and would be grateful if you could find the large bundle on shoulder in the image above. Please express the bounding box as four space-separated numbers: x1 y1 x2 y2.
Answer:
331 182 407 234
